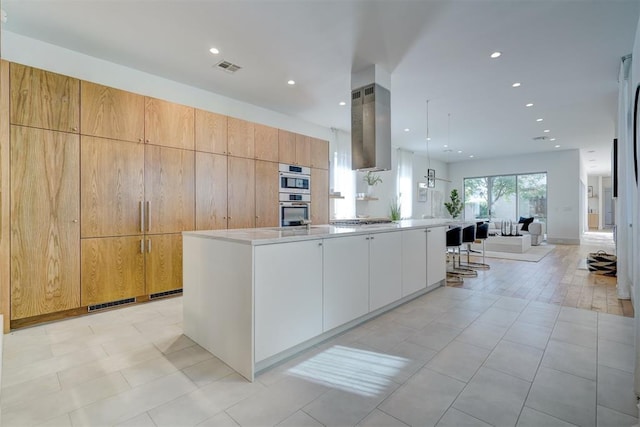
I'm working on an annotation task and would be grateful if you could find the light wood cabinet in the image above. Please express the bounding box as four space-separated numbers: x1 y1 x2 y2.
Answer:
81 236 145 306
10 63 80 133
227 156 255 229
254 124 278 162
1 60 9 331
295 133 311 167
588 213 599 229
81 136 145 238
255 160 279 228
195 152 228 230
146 233 183 294
144 145 195 234
310 137 329 169
10 126 80 319
228 117 254 159
81 81 145 143
311 168 329 225
195 109 227 154
278 130 296 165
145 97 194 150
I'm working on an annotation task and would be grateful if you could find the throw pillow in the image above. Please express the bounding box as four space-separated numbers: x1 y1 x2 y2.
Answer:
518 216 534 231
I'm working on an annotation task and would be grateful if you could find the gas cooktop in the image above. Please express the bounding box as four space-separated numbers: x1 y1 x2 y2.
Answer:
330 218 394 226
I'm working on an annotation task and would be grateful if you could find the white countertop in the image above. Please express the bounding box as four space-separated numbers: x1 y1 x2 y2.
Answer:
183 218 452 245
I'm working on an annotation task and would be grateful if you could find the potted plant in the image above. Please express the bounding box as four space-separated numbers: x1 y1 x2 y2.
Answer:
444 189 463 219
390 199 401 221
363 171 382 196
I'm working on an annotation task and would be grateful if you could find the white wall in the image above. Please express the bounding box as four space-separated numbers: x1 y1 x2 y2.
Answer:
412 155 449 219
448 150 581 244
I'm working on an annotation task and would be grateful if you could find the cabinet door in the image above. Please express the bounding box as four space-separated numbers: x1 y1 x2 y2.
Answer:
227 117 254 159
295 133 311 166
322 235 369 331
401 228 427 296
145 146 195 234
254 124 278 162
255 160 279 228
10 63 80 133
426 226 446 287
146 233 182 295
81 81 145 143
10 126 80 319
369 232 402 311
81 136 144 238
254 240 323 361
145 97 195 150
195 152 228 230
81 236 145 306
195 109 227 154
227 157 255 229
278 129 296 165
311 168 329 225
310 137 329 169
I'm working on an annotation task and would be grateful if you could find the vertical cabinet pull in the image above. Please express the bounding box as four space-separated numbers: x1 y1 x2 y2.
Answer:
147 238 152 253
140 201 144 232
146 201 150 231
140 239 144 254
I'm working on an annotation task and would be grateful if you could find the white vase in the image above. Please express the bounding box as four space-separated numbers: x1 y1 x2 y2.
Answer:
367 185 375 196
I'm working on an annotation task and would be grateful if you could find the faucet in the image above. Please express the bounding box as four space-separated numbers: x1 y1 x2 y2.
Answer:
300 219 312 230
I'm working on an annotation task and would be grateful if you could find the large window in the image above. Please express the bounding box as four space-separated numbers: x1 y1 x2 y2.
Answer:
464 173 547 224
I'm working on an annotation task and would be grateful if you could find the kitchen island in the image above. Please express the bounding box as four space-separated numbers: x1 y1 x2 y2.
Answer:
183 219 449 381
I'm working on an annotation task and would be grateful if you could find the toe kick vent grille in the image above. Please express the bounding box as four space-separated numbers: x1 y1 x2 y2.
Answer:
150 288 183 300
88 297 136 312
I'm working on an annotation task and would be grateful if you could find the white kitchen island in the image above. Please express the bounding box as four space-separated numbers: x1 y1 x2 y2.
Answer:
182 219 449 381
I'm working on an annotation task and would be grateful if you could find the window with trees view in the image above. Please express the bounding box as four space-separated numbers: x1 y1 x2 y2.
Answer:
463 173 547 224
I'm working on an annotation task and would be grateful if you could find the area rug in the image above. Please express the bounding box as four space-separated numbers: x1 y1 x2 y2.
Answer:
471 243 556 262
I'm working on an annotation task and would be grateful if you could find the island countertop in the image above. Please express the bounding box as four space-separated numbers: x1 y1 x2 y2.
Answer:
183 218 451 245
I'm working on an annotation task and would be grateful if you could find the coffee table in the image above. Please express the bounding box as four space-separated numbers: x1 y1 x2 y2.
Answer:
484 234 531 253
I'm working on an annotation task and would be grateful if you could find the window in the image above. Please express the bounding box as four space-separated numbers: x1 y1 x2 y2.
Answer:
463 173 547 224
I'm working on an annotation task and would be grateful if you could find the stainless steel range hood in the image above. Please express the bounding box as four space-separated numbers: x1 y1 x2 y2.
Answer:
351 66 391 171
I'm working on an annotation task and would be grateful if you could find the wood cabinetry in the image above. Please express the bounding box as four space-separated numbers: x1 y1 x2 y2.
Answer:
278 130 296 165
295 134 311 166
311 168 329 225
195 109 227 154
195 152 228 230
369 232 402 311
228 117 254 159
81 81 145 142
81 236 145 306
145 97 194 150
1 60 9 331
10 63 80 133
255 160 279 228
146 233 183 294
227 156 255 229
310 137 329 169
80 136 145 238
10 126 80 319
144 145 195 234
254 124 278 162
588 213 599 229
254 239 323 361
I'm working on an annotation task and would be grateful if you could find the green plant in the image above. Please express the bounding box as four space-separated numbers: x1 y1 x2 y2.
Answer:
444 189 464 219
363 171 383 186
389 199 401 221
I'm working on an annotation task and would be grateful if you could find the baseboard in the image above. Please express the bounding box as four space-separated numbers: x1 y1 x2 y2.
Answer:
547 238 580 245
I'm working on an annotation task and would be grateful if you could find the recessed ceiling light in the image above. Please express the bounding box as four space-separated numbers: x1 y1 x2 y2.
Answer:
339 101 346 106
404 128 410 132
209 47 220 55
287 80 296 85
512 82 521 88
469 155 475 158
543 129 550 133
526 103 534 107
536 118 543 122
490 51 502 59
457 150 463 154
426 137 431 141
444 144 448 148
554 145 561 148
550 138 556 141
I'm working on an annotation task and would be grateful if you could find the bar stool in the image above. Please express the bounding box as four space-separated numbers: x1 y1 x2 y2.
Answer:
446 226 464 284
462 224 490 270
474 222 491 269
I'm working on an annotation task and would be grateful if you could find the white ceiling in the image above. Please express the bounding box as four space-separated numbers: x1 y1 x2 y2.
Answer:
2 0 639 175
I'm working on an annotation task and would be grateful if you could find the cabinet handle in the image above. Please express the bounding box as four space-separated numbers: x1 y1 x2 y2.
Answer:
146 201 150 231
140 201 144 232
318 242 323 246
370 236 375 240
71 127 78 132
365 237 370 240
256 216 260 219
146 139 150 143
427 229 431 233
72 219 78 223
140 239 144 254
228 216 232 219
138 138 143 143
147 238 152 253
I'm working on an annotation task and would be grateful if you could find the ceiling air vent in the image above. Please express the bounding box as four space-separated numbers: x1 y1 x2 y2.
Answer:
532 136 549 141
215 60 242 74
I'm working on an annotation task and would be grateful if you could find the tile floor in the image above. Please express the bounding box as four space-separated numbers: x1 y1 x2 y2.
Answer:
1 285 637 426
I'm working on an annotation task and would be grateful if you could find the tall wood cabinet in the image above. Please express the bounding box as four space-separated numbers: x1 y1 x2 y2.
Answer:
311 168 329 225
228 156 255 229
0 61 9 331
195 152 228 230
255 160 279 228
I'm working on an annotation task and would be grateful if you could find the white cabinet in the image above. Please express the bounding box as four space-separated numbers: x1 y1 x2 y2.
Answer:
369 231 402 311
401 228 428 296
254 240 324 362
427 226 446 287
323 235 369 331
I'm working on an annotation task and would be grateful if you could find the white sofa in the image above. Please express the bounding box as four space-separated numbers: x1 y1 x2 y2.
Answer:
486 220 545 246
